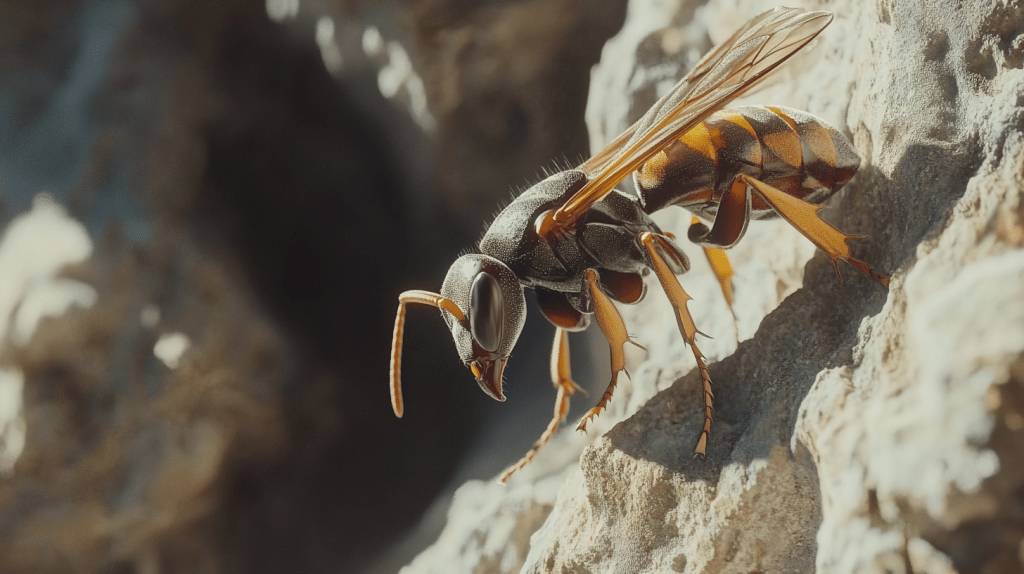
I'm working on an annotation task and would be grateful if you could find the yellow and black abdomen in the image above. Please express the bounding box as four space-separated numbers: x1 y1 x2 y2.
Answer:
634 105 860 220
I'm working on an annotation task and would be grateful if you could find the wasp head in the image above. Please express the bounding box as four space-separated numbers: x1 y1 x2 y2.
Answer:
439 254 526 402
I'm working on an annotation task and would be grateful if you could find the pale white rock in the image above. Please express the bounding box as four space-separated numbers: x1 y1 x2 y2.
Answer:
0 368 26 475
153 332 192 370
0 193 94 344
404 0 1024 572
0 193 95 477
12 278 98 347
400 467 576 574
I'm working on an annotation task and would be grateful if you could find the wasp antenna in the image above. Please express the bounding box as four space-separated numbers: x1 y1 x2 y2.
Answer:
391 290 467 418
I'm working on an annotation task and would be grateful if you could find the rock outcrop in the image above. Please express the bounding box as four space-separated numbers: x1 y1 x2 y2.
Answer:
402 0 1024 572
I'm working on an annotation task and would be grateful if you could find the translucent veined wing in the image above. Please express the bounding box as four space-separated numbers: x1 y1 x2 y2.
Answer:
553 7 833 231
579 6 795 177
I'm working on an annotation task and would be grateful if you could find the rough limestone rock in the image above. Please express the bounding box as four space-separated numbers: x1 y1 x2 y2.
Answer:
402 0 1024 572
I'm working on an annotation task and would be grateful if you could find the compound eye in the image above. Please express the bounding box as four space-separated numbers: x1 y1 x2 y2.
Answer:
470 271 504 353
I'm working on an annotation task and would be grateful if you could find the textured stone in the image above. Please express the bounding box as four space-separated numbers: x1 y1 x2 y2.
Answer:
403 0 1024 572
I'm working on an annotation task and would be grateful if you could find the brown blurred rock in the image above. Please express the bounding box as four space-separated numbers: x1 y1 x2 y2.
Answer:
403 0 628 237
0 0 626 573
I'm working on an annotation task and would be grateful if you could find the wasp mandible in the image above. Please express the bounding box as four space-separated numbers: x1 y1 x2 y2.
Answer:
389 7 888 483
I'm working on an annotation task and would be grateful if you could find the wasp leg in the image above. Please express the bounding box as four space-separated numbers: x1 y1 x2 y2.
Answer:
688 179 753 249
390 290 466 418
701 243 739 333
640 232 715 457
690 215 739 336
499 328 584 484
576 269 642 433
690 215 737 307
736 174 890 285
685 180 744 334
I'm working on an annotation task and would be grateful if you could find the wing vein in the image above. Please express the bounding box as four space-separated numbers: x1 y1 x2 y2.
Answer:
549 8 833 230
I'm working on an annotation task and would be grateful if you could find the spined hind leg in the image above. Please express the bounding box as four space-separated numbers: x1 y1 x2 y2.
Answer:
640 232 715 457
738 174 889 285
693 176 889 285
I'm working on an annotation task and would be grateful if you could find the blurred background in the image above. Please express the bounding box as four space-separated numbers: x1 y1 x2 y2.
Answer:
0 0 628 572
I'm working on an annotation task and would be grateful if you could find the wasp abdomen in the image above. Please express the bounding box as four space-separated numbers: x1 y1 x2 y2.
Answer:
635 105 860 219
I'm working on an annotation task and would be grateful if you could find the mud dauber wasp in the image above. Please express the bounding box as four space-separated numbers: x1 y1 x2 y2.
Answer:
389 7 888 483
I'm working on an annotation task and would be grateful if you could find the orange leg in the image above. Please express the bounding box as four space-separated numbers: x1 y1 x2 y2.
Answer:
576 269 644 433
685 181 745 335
737 174 889 286
499 328 583 483
701 244 736 310
640 232 715 457
694 216 739 337
688 179 752 249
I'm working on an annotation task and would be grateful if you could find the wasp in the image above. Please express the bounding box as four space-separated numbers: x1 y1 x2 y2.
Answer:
389 7 888 483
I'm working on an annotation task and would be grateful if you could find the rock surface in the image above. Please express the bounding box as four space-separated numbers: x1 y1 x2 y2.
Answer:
402 0 1024 573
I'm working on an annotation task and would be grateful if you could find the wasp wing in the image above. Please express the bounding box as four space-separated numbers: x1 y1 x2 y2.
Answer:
556 8 833 230
579 6 796 177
